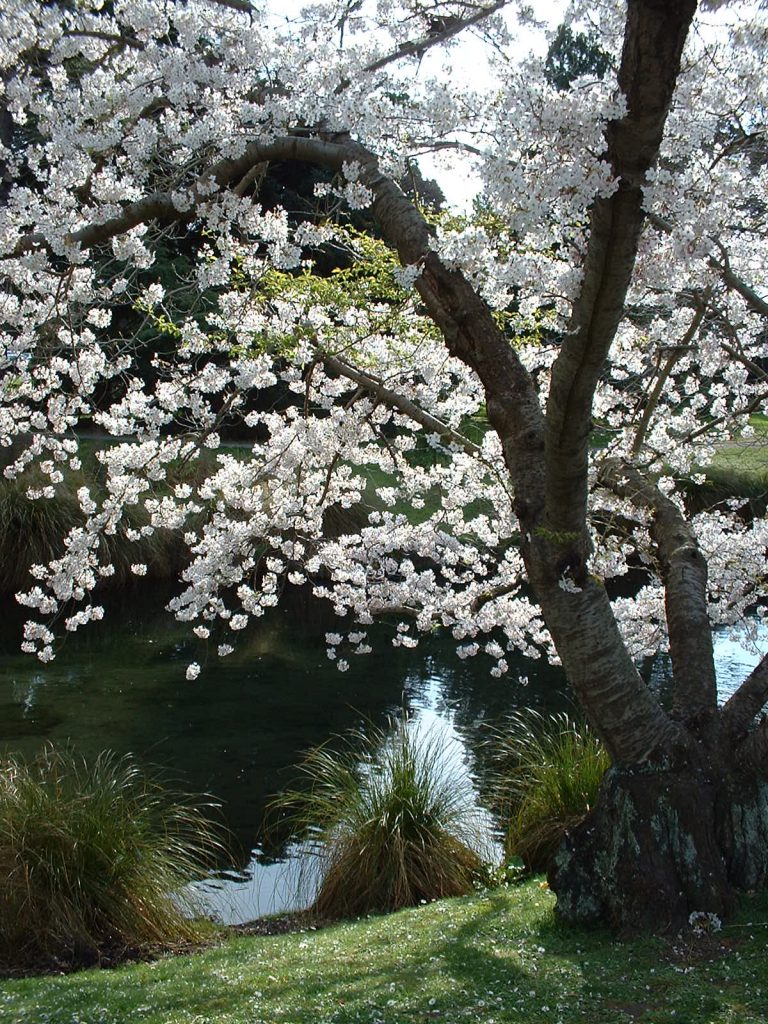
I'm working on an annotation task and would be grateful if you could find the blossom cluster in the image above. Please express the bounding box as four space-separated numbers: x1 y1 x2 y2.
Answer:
0 0 765 679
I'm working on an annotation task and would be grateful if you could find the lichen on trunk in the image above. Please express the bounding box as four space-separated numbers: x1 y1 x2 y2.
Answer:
549 751 768 932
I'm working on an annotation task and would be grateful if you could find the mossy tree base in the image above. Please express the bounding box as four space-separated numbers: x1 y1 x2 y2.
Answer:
549 759 768 933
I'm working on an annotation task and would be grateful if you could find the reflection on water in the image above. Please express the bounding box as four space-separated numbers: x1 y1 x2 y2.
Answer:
0 592 765 923
646 620 768 705
191 845 307 923
197 711 504 925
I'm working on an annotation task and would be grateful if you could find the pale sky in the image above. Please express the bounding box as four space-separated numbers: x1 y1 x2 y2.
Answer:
416 6 566 208
263 0 568 209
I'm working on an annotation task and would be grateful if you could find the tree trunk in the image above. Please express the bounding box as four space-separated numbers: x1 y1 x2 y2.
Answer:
549 733 768 932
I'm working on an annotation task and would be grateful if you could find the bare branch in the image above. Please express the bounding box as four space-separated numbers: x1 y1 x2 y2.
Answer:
716 257 768 318
722 651 768 742
681 388 768 445
720 341 768 382
408 139 485 159
598 457 718 727
631 291 709 457
468 579 522 615
63 29 145 51
336 0 507 92
233 161 268 197
206 0 254 13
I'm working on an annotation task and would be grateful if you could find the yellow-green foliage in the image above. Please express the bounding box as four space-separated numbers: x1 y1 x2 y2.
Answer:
249 226 438 362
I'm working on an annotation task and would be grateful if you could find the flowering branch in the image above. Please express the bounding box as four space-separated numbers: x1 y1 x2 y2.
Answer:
646 211 768 320
323 353 481 456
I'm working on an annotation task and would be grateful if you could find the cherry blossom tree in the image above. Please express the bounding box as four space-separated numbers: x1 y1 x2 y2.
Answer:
1 0 767 929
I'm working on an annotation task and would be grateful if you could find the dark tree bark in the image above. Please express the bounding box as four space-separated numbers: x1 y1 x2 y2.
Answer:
12 0 768 932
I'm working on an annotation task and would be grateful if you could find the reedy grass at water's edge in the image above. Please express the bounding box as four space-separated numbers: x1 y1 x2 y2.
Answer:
271 716 495 918
0 746 224 971
488 709 610 874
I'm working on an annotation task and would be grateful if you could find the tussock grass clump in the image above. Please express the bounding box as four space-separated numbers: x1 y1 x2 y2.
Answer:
0 477 85 594
0 475 185 594
489 710 610 874
274 717 493 919
0 746 222 971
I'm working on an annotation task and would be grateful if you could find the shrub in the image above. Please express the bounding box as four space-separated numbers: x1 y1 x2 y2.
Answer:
488 709 610 874
273 716 494 918
0 746 223 971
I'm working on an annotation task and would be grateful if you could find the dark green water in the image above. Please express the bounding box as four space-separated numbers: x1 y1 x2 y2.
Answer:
0 590 764 921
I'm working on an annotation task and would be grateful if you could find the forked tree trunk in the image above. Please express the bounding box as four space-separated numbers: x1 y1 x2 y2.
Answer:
20 0 767 931
351 0 768 931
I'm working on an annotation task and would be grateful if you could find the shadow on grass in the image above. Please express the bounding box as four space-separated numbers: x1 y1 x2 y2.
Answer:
6 886 768 1024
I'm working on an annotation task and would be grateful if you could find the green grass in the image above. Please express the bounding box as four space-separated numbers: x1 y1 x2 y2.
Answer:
3 881 768 1022
272 717 493 918
0 747 223 972
685 416 768 515
704 445 768 496
488 710 610 874
702 415 768 483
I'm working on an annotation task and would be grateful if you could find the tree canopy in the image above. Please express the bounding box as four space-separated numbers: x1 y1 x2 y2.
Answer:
1 0 768 929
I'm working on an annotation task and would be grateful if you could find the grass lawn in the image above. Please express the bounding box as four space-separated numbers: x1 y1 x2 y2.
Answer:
703 414 768 489
3 881 768 1024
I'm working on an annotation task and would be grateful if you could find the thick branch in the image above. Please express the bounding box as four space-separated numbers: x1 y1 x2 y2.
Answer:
716 258 768 319
8 128 542 503
9 138 347 258
13 192 184 256
0 96 12 205
544 0 697 564
722 652 768 742
735 711 768 776
599 457 718 726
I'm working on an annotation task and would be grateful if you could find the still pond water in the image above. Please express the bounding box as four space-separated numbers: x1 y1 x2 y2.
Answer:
0 590 765 923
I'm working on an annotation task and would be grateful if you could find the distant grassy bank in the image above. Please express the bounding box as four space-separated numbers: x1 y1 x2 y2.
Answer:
692 414 768 514
3 881 768 1023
